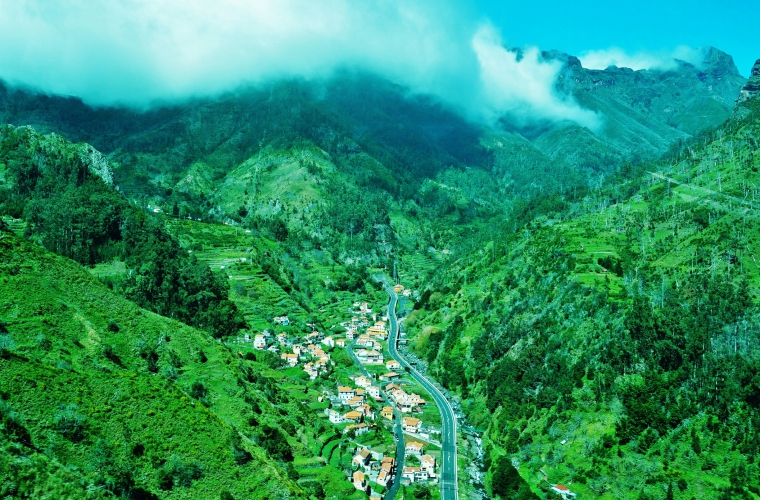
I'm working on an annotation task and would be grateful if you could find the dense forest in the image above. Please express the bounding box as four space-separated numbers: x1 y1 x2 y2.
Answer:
0 125 244 338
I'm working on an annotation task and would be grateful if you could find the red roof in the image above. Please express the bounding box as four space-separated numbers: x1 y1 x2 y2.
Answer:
554 485 570 491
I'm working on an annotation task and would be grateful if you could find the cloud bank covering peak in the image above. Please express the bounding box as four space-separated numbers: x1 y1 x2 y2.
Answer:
579 46 707 72
0 1 603 129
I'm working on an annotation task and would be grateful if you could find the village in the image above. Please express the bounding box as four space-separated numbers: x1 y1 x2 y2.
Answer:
236 287 442 499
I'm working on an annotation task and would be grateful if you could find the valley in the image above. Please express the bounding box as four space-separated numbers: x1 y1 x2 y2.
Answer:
1 41 760 500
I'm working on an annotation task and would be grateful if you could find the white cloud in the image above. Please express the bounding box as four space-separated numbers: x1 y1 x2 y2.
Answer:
472 25 600 130
0 0 598 130
579 46 707 71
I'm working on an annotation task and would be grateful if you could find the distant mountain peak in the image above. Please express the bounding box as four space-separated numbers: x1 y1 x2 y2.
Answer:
699 46 742 77
737 58 760 102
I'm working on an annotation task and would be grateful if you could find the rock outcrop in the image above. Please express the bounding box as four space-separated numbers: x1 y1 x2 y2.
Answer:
737 59 760 102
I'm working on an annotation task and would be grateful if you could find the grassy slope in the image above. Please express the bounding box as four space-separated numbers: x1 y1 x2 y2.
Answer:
0 231 309 499
403 98 760 499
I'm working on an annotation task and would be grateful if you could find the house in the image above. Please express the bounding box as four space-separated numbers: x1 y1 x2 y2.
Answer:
367 385 381 399
380 372 400 381
346 423 369 436
253 334 267 350
328 410 345 424
352 448 371 467
381 406 395 420
321 336 335 348
354 375 371 388
405 441 424 456
376 469 390 487
386 360 401 370
352 470 368 493
273 315 290 326
393 284 404 293
364 350 383 364
347 396 364 408
356 404 375 419
336 338 347 347
402 417 422 433
343 411 362 423
338 386 355 401
385 383 400 392
281 353 298 367
551 485 577 498
277 333 288 344
401 466 419 482
345 330 356 340
421 455 436 476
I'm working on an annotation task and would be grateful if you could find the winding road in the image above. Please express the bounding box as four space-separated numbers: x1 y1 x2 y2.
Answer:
384 284 459 500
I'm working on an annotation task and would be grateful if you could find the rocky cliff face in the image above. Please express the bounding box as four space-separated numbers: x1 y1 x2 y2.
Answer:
521 47 747 175
738 58 760 102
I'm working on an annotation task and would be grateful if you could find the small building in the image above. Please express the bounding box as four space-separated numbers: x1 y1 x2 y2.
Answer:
338 386 355 401
402 417 422 433
253 334 267 350
344 411 362 423
393 284 404 293
367 385 381 399
336 338 347 347
421 455 436 476
381 406 395 420
280 353 298 367
321 336 335 348
380 372 400 381
405 441 424 456
353 470 368 493
273 316 290 326
346 423 369 436
551 485 577 498
386 360 401 370
352 448 371 467
328 410 345 424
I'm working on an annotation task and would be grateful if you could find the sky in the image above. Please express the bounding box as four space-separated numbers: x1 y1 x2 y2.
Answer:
475 0 758 76
0 0 756 129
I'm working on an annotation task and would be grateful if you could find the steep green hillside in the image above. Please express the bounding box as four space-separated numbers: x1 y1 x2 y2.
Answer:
405 96 760 499
0 231 345 499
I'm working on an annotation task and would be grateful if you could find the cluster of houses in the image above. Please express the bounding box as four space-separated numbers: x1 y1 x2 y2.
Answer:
351 447 397 493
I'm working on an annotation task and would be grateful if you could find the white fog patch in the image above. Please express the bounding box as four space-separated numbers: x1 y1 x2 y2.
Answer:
579 46 707 71
0 0 598 130
472 25 601 130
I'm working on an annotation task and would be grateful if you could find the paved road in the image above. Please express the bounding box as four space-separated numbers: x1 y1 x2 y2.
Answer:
384 285 459 500
346 341 405 500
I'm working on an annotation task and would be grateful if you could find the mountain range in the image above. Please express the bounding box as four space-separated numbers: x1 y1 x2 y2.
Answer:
1 47 759 500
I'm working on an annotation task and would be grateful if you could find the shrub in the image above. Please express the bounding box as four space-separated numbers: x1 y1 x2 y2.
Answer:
157 455 203 490
54 404 86 441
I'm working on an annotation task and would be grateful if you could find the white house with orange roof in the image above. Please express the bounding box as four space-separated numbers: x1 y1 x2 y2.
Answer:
402 417 422 433
367 385 381 400
386 359 401 370
352 470 368 493
281 353 298 367
343 410 362 424
420 455 436 477
253 334 267 350
338 386 355 401
405 441 424 456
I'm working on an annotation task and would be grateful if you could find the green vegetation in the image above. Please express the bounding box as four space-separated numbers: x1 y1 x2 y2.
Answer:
406 96 760 498
0 125 244 338
0 57 756 498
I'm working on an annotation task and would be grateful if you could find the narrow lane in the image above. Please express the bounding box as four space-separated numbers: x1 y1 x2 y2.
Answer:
384 285 459 500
